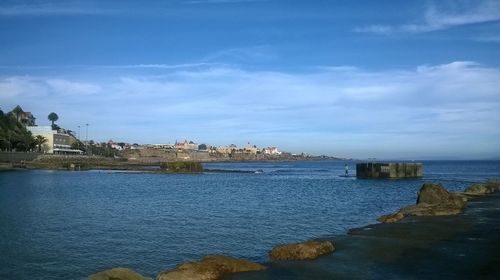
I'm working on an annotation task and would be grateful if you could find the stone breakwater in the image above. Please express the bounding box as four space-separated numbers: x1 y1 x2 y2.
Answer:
88 179 500 280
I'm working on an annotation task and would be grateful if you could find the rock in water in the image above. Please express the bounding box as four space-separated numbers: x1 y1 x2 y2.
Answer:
465 180 500 195
88 267 152 280
416 183 466 209
378 183 468 222
156 255 266 280
400 183 466 216
377 212 404 223
269 240 335 261
417 183 451 204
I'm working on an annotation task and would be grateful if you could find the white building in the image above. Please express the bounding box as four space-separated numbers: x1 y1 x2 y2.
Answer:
27 126 83 154
263 147 281 155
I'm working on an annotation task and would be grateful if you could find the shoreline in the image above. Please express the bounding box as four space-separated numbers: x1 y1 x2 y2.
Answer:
228 193 500 279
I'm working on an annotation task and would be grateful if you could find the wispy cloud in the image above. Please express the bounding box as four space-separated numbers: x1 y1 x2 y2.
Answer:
355 0 500 34
0 1 116 16
0 63 222 71
182 0 267 4
203 46 276 63
473 36 500 42
1 61 500 158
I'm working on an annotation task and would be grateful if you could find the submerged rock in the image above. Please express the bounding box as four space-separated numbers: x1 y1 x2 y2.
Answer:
88 267 152 280
377 212 404 223
465 180 500 195
156 255 266 280
399 203 463 216
269 240 335 261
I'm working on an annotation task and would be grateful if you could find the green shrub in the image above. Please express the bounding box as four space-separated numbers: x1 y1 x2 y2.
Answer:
160 162 203 173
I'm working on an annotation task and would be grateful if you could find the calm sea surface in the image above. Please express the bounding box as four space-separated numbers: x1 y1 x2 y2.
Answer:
1 160 499 279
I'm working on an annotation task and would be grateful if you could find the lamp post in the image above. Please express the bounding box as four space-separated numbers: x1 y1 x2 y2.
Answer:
78 125 81 141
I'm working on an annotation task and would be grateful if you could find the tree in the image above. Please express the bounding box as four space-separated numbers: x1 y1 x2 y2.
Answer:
12 131 36 152
48 112 59 128
34 135 48 153
71 140 85 151
0 110 36 151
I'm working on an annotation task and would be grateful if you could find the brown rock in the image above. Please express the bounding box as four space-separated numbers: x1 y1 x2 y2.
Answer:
269 240 335 261
378 183 469 221
465 183 489 194
416 183 466 209
156 255 266 280
399 203 462 216
465 180 500 195
88 267 152 280
377 212 405 223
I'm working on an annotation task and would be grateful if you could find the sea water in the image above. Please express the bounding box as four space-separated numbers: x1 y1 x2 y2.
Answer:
0 160 499 279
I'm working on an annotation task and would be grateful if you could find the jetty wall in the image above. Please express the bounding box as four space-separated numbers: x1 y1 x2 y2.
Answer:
0 152 40 163
356 162 422 179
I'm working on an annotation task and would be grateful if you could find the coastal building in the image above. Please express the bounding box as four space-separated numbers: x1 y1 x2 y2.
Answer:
151 143 175 150
108 140 124 151
27 126 83 155
12 105 36 126
263 147 281 155
19 111 36 126
214 145 258 155
175 140 198 150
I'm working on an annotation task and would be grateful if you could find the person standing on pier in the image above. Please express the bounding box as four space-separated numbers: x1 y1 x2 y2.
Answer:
345 164 349 177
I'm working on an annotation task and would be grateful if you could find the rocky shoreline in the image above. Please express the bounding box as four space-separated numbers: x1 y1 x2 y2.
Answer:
87 179 500 280
1 154 339 173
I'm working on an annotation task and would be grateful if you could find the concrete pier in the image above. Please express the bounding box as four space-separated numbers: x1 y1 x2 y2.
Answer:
356 162 422 179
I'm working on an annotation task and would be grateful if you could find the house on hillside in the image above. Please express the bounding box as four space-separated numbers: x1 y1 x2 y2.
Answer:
263 147 281 155
108 140 124 151
19 111 36 126
12 105 36 126
175 140 198 150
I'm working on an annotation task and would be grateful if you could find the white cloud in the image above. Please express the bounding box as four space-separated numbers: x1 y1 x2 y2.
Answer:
46 79 101 95
2 61 500 158
355 0 500 34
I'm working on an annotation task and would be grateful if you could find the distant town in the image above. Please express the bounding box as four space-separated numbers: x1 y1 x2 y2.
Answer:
1 105 335 163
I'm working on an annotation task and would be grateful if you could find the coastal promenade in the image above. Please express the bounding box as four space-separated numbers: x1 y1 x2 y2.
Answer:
226 193 500 279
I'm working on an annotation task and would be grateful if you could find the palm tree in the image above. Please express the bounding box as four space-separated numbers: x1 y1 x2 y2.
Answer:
48 112 59 129
34 135 48 153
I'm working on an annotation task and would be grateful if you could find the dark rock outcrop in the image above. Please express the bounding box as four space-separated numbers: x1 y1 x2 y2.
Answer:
88 267 152 280
269 240 335 261
408 183 467 215
378 183 468 223
156 255 266 280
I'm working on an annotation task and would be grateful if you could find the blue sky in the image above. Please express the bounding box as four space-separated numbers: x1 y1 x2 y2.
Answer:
1 0 500 159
